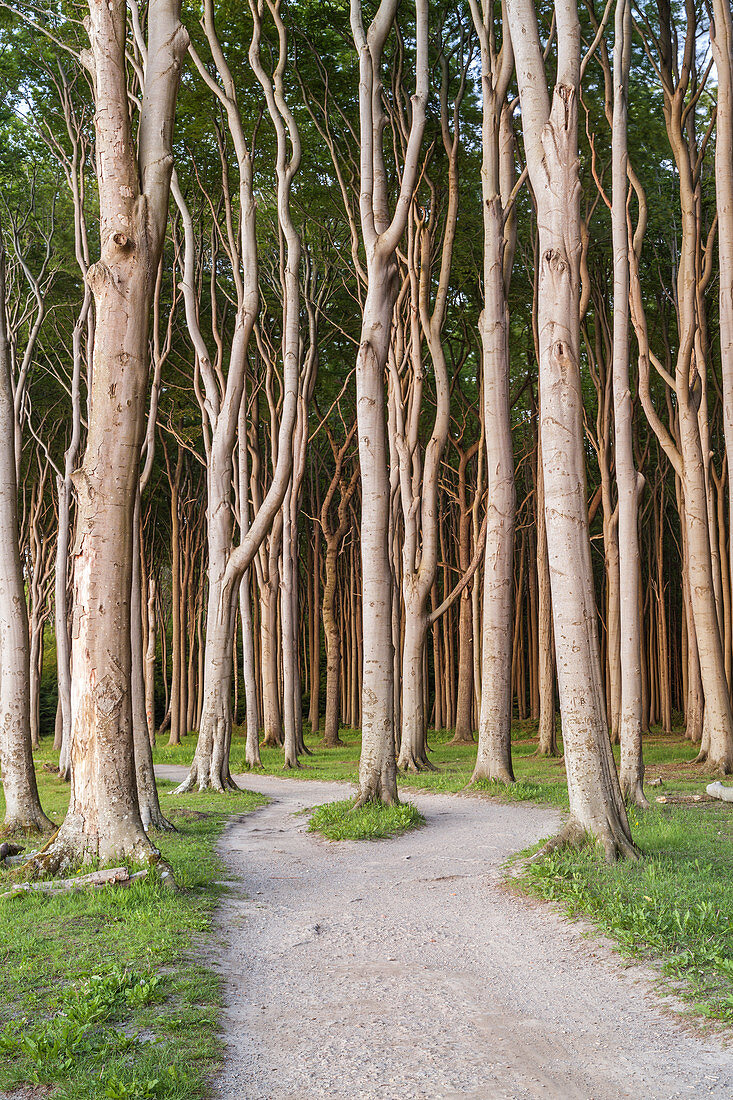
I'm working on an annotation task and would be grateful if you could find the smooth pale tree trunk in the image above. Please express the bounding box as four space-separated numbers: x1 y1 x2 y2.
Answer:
323 544 344 746
308 517 321 734
612 0 646 805
57 293 89 780
0 223 52 834
167 448 183 746
453 443 479 746
710 0 733 695
350 0 428 805
507 0 636 859
131 494 171 828
260 575 283 747
395 64 459 769
180 435 240 792
356 289 401 803
172 0 300 793
466 3 516 781
241 574 260 767
535 443 558 755
238 395 261 769
29 0 187 872
281 483 300 769
633 2 733 774
145 576 157 746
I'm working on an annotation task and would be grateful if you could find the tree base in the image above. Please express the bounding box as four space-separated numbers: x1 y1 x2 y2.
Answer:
2 809 54 837
532 744 560 758
527 816 639 864
620 776 649 808
470 762 515 785
174 761 241 794
352 778 399 809
397 750 436 773
321 735 345 748
448 733 475 746
17 819 164 880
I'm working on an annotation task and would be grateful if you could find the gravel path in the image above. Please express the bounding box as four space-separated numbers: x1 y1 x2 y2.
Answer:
157 766 733 1099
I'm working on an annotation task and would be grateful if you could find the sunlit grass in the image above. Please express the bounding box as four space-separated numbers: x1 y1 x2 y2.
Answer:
0 760 266 1099
307 798 424 841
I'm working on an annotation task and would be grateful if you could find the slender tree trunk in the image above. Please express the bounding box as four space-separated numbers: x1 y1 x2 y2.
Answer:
0 222 52 834
535 432 557 755
612 0 646 804
30 0 187 871
507 0 636 858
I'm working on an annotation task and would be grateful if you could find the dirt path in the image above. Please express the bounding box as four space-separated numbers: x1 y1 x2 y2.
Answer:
157 767 733 1099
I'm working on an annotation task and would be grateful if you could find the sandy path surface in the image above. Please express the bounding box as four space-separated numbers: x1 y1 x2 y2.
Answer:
157 766 733 1099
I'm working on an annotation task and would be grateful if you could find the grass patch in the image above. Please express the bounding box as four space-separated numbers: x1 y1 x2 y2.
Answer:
307 798 424 841
513 800 733 1024
149 721 730 1027
0 755 267 1099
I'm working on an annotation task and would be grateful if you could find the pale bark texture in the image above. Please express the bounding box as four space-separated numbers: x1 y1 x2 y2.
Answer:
611 0 646 805
711 0 733 689
350 0 428 805
28 0 187 871
506 0 636 858
469 0 516 784
0 222 52 834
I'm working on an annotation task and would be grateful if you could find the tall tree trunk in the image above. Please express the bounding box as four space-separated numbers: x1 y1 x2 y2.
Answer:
0 221 52 834
350 0 427 806
612 0 647 804
466 8 516 781
30 0 187 871
507 0 636 858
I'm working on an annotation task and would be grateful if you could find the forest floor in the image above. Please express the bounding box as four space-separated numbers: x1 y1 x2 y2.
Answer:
0 728 730 1099
155 763 733 1099
0 762 267 1100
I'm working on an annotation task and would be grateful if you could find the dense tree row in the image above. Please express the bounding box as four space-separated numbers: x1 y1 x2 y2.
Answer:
0 0 731 868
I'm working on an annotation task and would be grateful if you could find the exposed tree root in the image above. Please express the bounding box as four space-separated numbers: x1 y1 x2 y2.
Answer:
525 817 639 865
141 806 176 832
174 762 241 794
321 735 345 748
1 809 54 838
352 778 400 809
448 733 475 746
621 777 649 808
397 750 436 773
15 821 168 882
707 781 733 802
470 763 515 785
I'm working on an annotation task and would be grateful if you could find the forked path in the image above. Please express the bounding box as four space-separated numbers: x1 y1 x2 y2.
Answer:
156 766 733 1099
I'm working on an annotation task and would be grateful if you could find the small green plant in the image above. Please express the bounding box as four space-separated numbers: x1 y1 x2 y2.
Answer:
513 803 733 1022
307 798 424 841
103 1066 181 1099
0 969 162 1085
0 766 267 1099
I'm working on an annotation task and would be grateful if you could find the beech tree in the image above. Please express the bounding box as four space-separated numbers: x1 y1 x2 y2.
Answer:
0 217 52 833
506 0 636 857
5 0 733 873
350 0 428 805
28 0 188 870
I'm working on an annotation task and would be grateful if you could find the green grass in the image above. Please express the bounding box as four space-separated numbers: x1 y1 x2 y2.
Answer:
7 719 730 1085
513 799 733 1024
307 798 425 841
0 757 267 1099
154 719 733 1026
